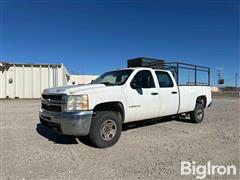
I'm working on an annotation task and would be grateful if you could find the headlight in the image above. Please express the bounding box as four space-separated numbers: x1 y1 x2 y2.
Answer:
66 95 88 112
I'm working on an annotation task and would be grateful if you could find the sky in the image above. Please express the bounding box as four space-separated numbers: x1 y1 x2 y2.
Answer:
0 0 239 86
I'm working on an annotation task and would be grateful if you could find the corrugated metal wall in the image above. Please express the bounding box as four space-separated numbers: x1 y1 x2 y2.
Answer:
68 75 98 85
0 64 69 98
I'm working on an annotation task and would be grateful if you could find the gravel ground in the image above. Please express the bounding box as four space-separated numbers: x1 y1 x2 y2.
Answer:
0 97 239 180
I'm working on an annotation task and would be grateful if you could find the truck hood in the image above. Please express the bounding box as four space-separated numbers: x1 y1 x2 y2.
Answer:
43 84 106 95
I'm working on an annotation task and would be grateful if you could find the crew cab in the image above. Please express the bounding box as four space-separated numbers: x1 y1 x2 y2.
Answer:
39 58 212 148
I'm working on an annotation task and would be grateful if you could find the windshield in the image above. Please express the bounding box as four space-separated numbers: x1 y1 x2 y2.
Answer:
92 69 133 86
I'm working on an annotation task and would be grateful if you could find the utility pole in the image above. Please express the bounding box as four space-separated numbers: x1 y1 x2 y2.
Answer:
235 72 238 90
216 67 224 88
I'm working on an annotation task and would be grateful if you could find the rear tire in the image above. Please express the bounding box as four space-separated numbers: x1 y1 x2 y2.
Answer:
89 111 122 148
190 103 204 123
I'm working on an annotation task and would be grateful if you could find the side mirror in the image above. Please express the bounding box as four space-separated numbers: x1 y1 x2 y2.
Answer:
130 81 140 89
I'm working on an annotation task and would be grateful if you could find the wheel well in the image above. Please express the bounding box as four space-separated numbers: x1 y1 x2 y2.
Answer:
93 102 125 122
196 96 207 108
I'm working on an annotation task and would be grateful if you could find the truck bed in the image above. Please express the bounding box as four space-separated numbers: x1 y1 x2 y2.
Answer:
178 86 212 113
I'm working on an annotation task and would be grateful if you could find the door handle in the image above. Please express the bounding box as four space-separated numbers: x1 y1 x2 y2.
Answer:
171 91 178 94
151 92 159 95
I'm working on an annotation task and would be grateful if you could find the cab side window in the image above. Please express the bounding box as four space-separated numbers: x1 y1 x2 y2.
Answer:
131 70 155 88
155 71 174 87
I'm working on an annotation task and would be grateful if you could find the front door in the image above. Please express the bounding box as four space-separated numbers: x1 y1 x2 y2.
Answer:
127 70 159 122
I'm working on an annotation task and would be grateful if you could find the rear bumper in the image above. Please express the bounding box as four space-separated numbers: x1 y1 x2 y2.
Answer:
39 109 93 136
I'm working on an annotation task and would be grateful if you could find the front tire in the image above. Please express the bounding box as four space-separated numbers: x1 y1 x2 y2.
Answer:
190 103 204 123
89 111 122 148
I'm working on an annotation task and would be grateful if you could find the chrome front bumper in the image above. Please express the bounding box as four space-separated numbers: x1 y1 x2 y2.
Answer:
39 109 93 136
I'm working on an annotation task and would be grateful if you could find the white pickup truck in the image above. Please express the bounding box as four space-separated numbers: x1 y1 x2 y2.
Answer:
39 59 212 148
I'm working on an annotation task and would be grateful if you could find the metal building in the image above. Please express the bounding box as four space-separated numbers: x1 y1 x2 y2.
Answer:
68 74 98 85
0 61 70 99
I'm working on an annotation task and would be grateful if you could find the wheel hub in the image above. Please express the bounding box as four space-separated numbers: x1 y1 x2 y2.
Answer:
197 109 203 119
100 120 117 141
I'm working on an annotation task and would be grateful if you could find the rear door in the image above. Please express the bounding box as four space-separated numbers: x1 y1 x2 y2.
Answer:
127 70 160 122
155 71 179 116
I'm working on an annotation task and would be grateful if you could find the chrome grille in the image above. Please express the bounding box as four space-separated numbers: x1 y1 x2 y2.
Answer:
42 94 62 101
41 94 66 112
41 103 62 112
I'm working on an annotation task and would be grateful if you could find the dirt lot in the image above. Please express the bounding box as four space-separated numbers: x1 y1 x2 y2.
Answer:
0 97 239 179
